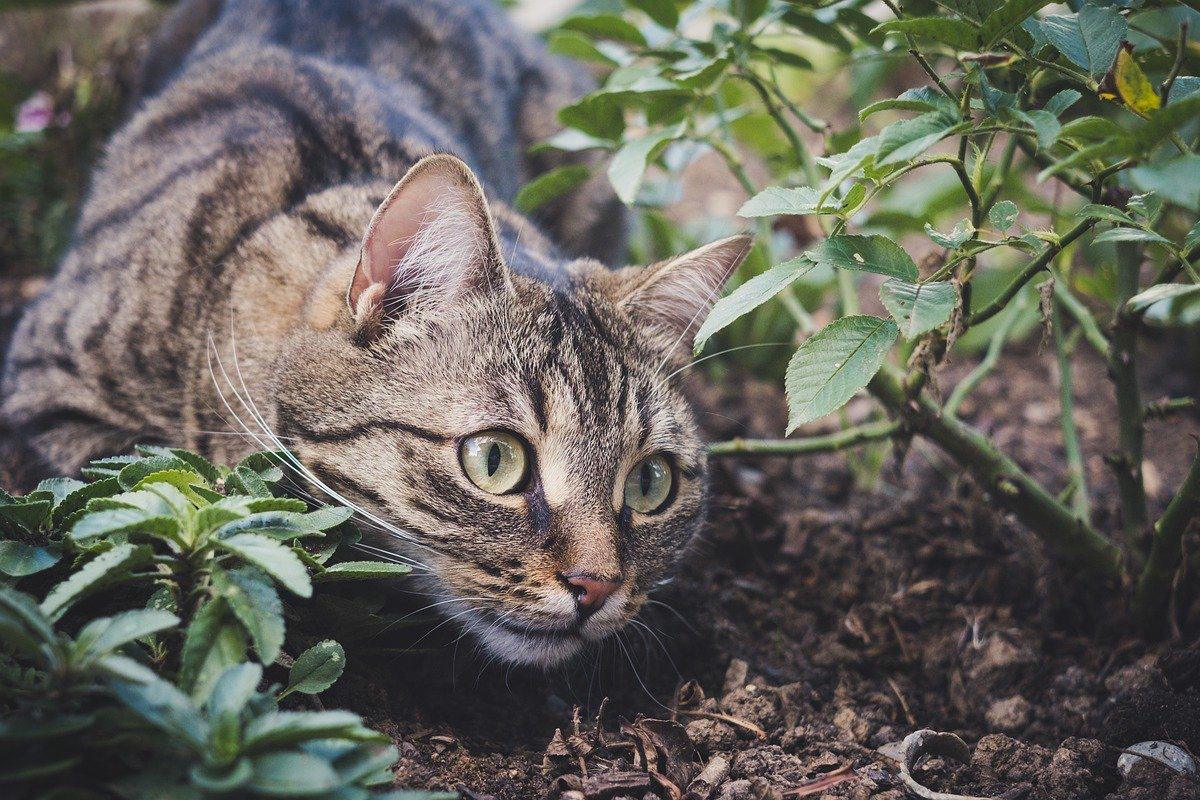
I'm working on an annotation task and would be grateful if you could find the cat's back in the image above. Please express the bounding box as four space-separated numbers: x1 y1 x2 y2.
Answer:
2 0 600 475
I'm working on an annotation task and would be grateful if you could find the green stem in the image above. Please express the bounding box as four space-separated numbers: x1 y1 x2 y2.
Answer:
944 298 1025 417
708 420 899 457
1053 296 1091 521
966 219 1097 327
871 365 1124 580
1110 242 1149 563
1145 397 1197 418
1132 445 1200 634
1054 280 1111 359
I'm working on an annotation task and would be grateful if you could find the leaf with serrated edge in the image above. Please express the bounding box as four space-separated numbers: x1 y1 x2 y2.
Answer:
805 235 919 281
694 257 817 353
785 316 900 432
214 534 313 598
284 639 345 696
880 280 958 338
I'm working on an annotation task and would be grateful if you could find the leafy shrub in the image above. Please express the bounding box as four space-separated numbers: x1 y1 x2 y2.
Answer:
0 447 449 800
532 0 1200 631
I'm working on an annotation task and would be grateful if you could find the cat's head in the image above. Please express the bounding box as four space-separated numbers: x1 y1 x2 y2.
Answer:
276 154 748 666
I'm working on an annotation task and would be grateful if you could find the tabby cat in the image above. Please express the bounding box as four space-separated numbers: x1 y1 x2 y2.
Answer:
1 0 750 666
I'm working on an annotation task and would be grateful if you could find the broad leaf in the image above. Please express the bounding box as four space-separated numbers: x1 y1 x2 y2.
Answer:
978 0 1052 48
314 561 414 582
872 17 980 50
608 123 685 204
559 13 648 46
1076 204 1136 225
247 752 339 796
694 257 818 353
214 534 313 598
629 0 679 28
1126 283 1200 314
989 201 1019 232
0 541 60 577
875 110 963 166
107 669 209 750
69 508 179 545
785 316 899 431
879 280 958 338
805 235 919 281
1092 227 1173 246
178 599 247 700
514 165 591 213
215 567 285 665
739 186 841 218
1041 6 1127 77
74 609 179 662
284 640 345 697
41 544 152 619
244 710 380 752
1113 47 1160 114
925 220 974 249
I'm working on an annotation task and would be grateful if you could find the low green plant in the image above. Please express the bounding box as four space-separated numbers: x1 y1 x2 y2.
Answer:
529 0 1200 632
0 447 449 800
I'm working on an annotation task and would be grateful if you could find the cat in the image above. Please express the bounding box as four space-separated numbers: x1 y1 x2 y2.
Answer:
1 0 750 666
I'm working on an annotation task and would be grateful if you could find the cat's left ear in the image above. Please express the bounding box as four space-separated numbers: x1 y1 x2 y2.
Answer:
617 234 752 343
348 154 509 332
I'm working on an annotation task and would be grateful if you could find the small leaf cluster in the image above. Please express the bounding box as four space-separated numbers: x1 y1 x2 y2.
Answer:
0 448 440 800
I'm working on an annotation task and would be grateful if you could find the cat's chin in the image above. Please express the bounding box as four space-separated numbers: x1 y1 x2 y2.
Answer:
473 622 587 667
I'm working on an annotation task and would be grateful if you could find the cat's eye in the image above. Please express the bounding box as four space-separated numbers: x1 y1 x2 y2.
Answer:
624 454 673 515
460 430 529 495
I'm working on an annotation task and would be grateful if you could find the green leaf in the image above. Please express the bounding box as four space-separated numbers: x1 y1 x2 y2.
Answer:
69 508 179 545
314 561 414 582
107 669 209 750
247 752 339 797
875 110 963 166
738 186 842 218
879 280 958 338
608 123 684 204
40 544 152 619
51 477 121 523
301 506 355 531
925 220 974 249
0 498 52 534
0 584 57 649
805 234 919 281
1045 89 1082 117
215 567 285 664
547 30 623 66
117 455 201 490
1076 203 1137 225
74 608 179 661
693 257 817 353
36 477 86 507
1184 220 1200 252
1041 6 1127 77
629 0 679 28
225 465 272 498
978 0 1052 48
872 18 980 50
178 599 247 700
283 640 345 697
785 316 900 432
514 165 591 214
244 710 379 752
1125 283 1200 314
558 93 625 140
1092 227 1173 246
560 14 648 46
1127 192 1162 221
989 201 1019 232
0 541 60 577
214 534 313 598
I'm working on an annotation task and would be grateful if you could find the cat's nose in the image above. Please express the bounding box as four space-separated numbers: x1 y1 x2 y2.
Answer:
560 572 622 614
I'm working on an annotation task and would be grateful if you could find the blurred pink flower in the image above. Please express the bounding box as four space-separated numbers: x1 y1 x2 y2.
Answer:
15 91 70 133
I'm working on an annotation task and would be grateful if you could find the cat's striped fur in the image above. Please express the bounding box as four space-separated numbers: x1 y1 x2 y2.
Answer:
1 0 749 665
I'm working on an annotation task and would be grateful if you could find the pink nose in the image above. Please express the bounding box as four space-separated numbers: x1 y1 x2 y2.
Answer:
560 573 622 612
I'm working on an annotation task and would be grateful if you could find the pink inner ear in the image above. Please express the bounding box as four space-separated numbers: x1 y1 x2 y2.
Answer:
350 168 459 311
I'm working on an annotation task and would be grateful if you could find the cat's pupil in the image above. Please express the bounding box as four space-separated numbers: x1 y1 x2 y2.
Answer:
640 463 652 496
487 443 502 476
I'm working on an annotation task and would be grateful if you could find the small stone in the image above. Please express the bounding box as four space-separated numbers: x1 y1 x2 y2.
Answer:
985 696 1032 733
833 706 871 743
687 718 738 755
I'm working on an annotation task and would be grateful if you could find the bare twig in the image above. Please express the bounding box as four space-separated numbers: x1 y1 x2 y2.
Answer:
1133 444 1200 633
708 420 900 458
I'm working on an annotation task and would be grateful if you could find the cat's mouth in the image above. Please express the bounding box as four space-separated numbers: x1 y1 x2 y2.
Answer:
464 607 619 666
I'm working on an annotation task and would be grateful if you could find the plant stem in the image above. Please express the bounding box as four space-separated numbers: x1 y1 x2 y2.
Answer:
871 366 1123 579
709 420 899 457
1161 22 1189 105
1053 296 1091 521
1109 242 1149 564
1145 397 1197 418
1054 280 1111 359
966 219 1098 327
1132 445 1200 633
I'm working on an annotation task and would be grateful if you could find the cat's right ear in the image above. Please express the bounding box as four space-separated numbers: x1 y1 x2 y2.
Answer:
348 154 509 335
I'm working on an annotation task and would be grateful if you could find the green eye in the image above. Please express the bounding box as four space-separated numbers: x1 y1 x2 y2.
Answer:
624 454 673 514
460 431 529 494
